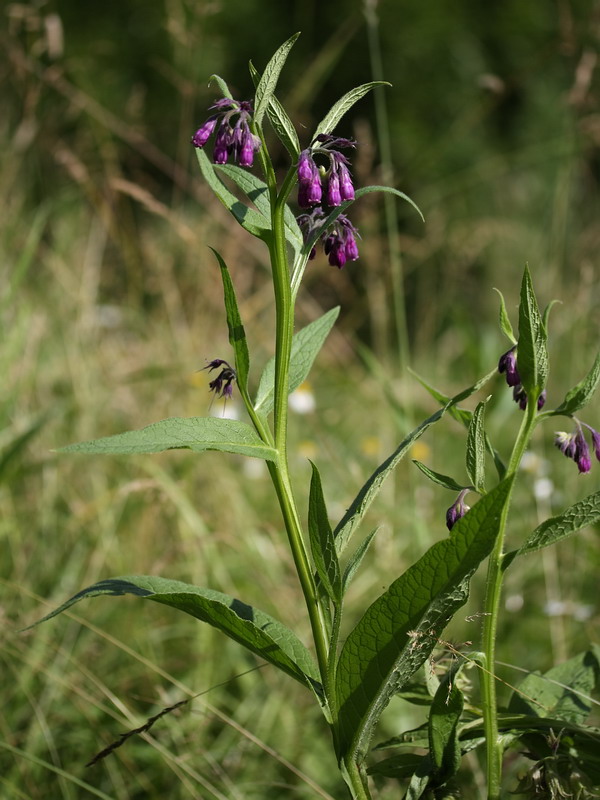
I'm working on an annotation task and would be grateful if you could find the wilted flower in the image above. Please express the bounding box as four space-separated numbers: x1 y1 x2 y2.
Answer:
202 359 237 399
192 98 261 167
297 207 361 269
297 134 356 210
446 489 470 531
554 420 600 474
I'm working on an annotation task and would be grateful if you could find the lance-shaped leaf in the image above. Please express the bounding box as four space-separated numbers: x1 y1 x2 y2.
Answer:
553 353 600 416
428 667 465 782
308 462 342 605
210 248 249 391
30 576 322 694
507 491 600 562
334 476 514 763
412 461 468 492
195 149 270 239
517 266 548 397
59 418 277 461
300 186 423 260
314 82 390 139
342 528 379 593
254 33 300 127
410 367 506 480
367 753 425 779
207 74 232 99
493 287 516 344
334 369 498 556
249 61 300 158
215 164 303 252
254 307 340 415
466 399 488 494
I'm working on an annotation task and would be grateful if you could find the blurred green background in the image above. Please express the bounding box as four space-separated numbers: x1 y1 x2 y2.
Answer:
1 1 599 797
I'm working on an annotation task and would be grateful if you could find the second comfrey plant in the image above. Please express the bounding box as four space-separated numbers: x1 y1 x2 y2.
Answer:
31 34 600 800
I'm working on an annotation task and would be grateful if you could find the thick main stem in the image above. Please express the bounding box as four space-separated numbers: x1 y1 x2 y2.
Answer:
480 399 538 799
266 171 330 689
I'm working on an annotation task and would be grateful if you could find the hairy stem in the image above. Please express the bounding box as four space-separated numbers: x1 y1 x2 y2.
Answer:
480 398 538 799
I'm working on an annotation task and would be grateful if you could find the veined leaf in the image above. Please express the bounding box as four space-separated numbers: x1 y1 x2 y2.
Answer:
334 369 498 556
254 33 300 127
215 164 303 251
249 61 300 158
367 753 425 779
314 82 390 139
553 353 600 416
210 248 250 391
308 462 342 605
59 418 277 461
493 287 516 344
466 399 488 494
30 576 321 695
207 74 232 99
254 307 340 415
194 149 269 239
508 650 599 724
517 266 548 397
335 476 514 763
514 490 600 557
412 460 468 493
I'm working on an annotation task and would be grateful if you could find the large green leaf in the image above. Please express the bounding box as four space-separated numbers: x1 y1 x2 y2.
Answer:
254 307 340 415
194 149 270 239
215 164 303 252
517 266 548 398
31 576 321 694
514 490 600 557
334 476 514 763
308 462 342 606
210 248 250 391
553 353 600 416
60 418 277 460
253 33 300 127
314 82 390 139
333 369 498 556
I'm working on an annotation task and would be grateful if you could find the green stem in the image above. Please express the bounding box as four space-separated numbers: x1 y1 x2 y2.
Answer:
265 165 330 691
480 398 538 799
342 756 371 800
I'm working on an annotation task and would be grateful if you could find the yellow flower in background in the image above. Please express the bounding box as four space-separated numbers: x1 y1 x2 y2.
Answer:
410 440 431 462
297 440 318 459
360 436 381 457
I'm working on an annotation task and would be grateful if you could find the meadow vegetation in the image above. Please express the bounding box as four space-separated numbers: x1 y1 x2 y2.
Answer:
1 2 599 797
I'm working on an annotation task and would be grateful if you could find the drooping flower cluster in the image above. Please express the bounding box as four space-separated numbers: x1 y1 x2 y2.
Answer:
446 489 471 531
297 207 360 269
203 359 237 399
192 98 261 167
297 134 356 209
554 421 600 474
498 346 546 411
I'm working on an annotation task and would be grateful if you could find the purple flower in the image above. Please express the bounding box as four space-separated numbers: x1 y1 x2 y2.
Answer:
192 98 260 168
297 134 356 209
297 207 361 269
537 390 547 410
498 346 521 387
446 490 470 531
203 359 237 399
513 385 528 411
554 420 599 474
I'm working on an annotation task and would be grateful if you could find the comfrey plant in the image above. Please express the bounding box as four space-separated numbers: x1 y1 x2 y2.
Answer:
30 36 600 799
